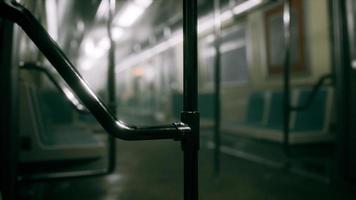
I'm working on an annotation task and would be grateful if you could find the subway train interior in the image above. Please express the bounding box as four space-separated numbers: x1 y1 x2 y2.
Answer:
1 0 356 199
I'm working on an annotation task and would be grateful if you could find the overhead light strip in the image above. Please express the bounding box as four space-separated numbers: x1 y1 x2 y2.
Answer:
116 0 270 71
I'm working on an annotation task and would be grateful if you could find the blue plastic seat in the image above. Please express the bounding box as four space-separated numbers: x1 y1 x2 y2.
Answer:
292 89 327 132
199 93 214 120
266 91 284 130
171 92 215 120
33 88 101 146
171 92 183 119
244 92 265 125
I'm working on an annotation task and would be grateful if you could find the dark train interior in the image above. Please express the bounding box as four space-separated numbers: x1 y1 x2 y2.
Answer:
1 0 356 199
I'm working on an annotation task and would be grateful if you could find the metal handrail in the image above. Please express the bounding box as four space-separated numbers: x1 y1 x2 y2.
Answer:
290 73 334 111
283 0 334 159
18 0 117 181
20 62 89 114
18 62 118 182
1 1 199 199
0 1 191 141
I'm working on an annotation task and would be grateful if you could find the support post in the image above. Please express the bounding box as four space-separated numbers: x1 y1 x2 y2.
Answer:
0 19 18 200
283 0 291 159
107 0 116 173
182 0 199 199
213 0 221 177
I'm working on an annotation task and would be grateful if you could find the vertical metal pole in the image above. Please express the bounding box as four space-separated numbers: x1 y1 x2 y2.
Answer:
107 0 116 115
107 0 116 173
0 19 18 200
213 0 221 177
333 0 353 183
283 0 291 159
182 0 199 199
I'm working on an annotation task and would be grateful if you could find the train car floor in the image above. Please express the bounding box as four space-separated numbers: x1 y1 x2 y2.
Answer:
200 129 335 182
35 131 355 200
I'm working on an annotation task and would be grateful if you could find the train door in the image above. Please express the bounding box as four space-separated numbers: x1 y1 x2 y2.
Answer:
333 0 356 185
0 17 19 200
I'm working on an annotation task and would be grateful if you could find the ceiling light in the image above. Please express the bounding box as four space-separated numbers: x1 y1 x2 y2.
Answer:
96 0 109 19
83 37 110 59
112 27 124 41
233 0 263 15
84 39 95 56
134 0 153 8
45 0 58 40
98 37 110 49
116 4 144 27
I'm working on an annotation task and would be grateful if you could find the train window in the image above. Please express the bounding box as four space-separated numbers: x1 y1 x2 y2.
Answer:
200 25 248 85
158 49 178 94
201 52 215 84
265 0 306 75
220 26 248 85
199 34 215 86
348 0 356 69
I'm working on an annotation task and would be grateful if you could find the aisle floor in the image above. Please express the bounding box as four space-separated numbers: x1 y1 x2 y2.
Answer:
42 137 355 200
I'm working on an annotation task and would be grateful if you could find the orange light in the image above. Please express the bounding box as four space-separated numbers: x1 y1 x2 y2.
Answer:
132 67 144 77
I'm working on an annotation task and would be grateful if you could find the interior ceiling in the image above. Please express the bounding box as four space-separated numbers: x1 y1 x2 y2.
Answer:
59 0 232 60
57 0 101 58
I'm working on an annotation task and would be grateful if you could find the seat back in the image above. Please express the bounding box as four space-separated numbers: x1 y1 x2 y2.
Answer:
244 92 265 125
292 88 330 132
266 91 284 130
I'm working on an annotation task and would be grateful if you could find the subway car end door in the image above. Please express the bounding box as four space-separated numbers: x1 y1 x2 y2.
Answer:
332 0 356 187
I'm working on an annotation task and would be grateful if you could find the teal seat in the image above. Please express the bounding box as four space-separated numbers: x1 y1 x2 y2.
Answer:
199 93 214 120
33 88 100 146
292 89 327 132
39 126 100 146
171 92 183 119
19 82 105 162
244 92 265 125
171 92 214 120
266 91 284 130
40 90 73 124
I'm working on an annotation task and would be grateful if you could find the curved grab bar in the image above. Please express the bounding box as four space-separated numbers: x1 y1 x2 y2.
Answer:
0 1 190 140
282 0 334 159
20 62 89 114
290 73 334 111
